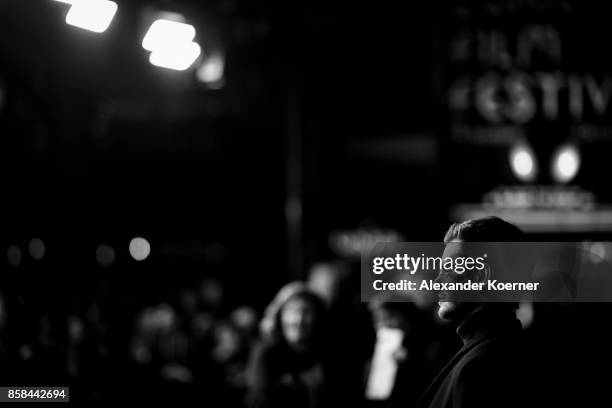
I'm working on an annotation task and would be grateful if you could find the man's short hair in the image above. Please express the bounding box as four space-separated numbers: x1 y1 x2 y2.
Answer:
444 216 524 311
443 216 525 244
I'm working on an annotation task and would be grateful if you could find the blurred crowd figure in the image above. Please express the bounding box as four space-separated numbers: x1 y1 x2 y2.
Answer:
0 237 611 406
242 259 456 408
246 282 327 408
0 258 449 406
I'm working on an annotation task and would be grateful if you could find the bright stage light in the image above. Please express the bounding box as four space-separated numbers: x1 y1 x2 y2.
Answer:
551 144 580 184
142 19 195 51
65 0 118 33
149 42 201 71
509 144 537 182
142 19 201 71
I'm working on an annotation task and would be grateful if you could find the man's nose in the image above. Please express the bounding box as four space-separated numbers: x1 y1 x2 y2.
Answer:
433 272 448 285
433 273 442 285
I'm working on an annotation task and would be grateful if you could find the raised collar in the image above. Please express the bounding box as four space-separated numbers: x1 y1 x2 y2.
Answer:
456 306 521 346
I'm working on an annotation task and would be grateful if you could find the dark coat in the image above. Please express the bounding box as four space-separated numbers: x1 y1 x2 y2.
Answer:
416 307 526 408
246 340 326 408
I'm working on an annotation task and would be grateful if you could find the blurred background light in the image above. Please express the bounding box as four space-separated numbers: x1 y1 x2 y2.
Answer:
196 54 225 87
6 245 22 267
516 302 534 329
129 237 151 261
509 144 537 182
142 19 201 71
142 18 194 51
96 244 116 267
28 238 46 261
149 42 201 71
551 144 581 184
586 242 608 264
64 0 118 33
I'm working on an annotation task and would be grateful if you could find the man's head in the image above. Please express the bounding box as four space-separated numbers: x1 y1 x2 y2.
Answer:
436 216 525 321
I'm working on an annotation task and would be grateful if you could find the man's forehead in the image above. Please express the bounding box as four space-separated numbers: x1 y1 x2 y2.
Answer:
442 240 469 258
443 240 490 259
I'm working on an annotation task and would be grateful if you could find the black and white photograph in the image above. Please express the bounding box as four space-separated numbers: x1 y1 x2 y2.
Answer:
1 0 612 405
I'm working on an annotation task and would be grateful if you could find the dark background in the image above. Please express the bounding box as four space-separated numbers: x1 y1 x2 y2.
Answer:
2 0 612 405
0 0 449 304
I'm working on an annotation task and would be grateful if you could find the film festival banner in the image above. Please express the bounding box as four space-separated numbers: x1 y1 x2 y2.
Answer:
439 1 612 227
362 242 612 302
443 2 612 149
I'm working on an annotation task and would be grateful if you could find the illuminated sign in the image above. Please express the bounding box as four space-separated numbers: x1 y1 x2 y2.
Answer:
329 228 404 257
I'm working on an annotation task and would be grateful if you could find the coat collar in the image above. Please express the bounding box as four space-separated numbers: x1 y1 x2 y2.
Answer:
456 306 521 346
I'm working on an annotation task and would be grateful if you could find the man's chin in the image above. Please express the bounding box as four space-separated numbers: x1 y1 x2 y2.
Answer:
437 301 459 320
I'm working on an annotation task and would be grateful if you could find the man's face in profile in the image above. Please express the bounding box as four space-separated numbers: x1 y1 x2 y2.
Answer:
435 240 483 320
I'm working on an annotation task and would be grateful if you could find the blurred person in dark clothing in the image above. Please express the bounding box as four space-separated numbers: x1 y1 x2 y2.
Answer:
246 282 328 408
0 292 15 384
416 216 531 408
364 298 445 408
212 306 259 393
308 260 375 407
